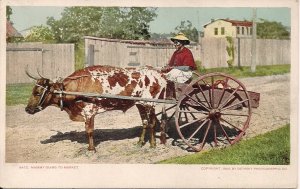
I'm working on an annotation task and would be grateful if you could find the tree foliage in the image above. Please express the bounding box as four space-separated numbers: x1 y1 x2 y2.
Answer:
120 7 156 40
257 19 290 39
172 20 199 43
45 7 157 44
24 25 55 42
6 6 12 21
46 7 104 43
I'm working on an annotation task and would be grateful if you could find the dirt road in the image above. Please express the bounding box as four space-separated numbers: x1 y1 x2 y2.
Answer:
5 74 290 163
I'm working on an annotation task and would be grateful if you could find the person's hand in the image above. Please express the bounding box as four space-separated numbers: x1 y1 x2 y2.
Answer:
161 66 172 73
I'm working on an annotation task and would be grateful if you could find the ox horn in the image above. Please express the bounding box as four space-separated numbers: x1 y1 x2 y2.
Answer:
25 65 40 80
37 67 47 79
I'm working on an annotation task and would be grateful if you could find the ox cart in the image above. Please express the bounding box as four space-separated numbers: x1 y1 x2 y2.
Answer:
54 72 260 152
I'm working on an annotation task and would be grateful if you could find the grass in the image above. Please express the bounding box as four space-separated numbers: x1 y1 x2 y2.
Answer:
6 83 34 106
75 41 85 70
159 125 290 165
195 64 290 78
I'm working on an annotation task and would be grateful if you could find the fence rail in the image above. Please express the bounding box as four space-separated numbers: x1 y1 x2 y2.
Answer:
6 43 75 84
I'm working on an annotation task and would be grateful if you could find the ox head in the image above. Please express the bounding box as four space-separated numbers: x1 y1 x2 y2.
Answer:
25 68 54 114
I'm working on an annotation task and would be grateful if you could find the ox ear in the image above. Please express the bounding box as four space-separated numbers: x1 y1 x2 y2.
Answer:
42 78 53 85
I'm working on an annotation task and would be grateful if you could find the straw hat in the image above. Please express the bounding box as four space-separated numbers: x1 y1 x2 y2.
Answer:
170 32 190 45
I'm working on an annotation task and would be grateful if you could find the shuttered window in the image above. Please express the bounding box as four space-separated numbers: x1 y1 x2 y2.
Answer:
214 28 218 35
221 27 225 35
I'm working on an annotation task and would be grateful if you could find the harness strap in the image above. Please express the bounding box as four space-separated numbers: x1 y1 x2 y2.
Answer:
58 82 64 111
35 84 49 111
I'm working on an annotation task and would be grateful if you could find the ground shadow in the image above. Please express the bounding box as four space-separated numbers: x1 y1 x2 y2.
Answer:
41 126 142 147
165 118 240 152
41 119 240 151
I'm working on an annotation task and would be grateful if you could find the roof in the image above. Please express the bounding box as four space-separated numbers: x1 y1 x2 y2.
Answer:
83 36 198 46
204 19 253 28
84 36 174 46
221 19 253 27
6 21 22 38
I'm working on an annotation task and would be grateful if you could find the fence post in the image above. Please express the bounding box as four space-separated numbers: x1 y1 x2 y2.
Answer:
251 8 257 72
237 37 241 68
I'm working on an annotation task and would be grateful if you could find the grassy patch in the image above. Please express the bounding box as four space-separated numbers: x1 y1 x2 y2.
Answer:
159 125 290 165
75 41 85 70
6 83 34 106
196 64 290 78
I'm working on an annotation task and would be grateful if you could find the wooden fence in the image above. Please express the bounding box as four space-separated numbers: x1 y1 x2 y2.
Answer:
200 38 290 68
6 43 75 84
7 38 288 83
85 36 290 69
84 36 201 68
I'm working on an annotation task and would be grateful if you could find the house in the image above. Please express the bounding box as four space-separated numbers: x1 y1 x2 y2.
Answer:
6 21 22 42
203 19 253 38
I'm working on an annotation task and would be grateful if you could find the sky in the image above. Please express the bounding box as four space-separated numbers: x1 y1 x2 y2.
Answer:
9 6 291 34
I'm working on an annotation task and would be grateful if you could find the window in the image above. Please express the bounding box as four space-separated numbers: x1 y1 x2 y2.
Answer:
237 27 240 34
128 50 140 66
250 27 253 35
221 27 225 35
214 28 218 35
242 27 244 35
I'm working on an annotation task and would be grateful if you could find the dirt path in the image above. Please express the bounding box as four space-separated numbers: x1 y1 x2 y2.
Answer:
5 74 290 163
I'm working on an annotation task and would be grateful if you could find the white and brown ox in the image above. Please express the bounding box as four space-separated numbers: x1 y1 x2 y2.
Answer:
25 65 175 151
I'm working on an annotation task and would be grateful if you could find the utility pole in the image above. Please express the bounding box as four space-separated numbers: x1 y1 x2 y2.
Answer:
197 10 201 44
251 8 257 72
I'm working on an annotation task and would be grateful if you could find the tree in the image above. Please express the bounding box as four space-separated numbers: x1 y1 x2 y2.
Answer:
6 6 12 21
46 7 157 44
172 20 199 43
257 19 290 39
121 7 157 40
98 7 124 38
43 7 157 69
47 7 105 43
24 25 55 42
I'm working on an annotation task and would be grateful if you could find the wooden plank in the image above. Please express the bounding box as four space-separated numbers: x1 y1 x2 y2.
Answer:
53 90 177 104
79 37 290 71
6 43 74 83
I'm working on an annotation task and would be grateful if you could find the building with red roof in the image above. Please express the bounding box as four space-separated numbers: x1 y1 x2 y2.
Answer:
203 19 253 38
6 21 22 42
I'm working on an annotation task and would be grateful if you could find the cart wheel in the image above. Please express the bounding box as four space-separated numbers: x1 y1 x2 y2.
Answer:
175 72 252 152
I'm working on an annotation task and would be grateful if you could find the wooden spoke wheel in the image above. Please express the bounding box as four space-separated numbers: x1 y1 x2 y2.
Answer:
175 73 252 152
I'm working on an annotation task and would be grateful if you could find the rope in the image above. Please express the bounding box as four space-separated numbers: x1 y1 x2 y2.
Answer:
65 75 90 80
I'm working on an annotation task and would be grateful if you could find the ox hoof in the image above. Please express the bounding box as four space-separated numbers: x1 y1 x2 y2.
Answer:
150 142 156 148
88 146 96 152
160 134 167 144
137 141 145 147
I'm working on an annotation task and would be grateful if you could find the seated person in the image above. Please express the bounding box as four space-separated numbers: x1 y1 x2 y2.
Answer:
162 32 197 83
